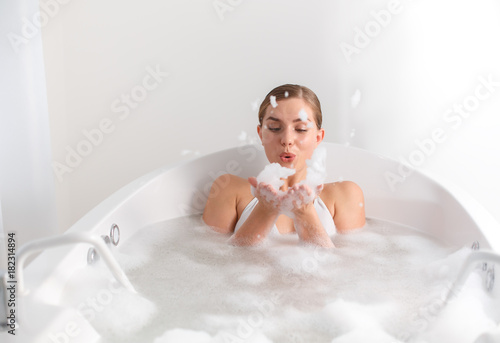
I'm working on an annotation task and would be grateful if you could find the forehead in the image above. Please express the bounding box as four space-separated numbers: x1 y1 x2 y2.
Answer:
263 97 312 121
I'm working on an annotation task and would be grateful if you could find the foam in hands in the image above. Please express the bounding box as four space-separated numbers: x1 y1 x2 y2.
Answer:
253 145 327 214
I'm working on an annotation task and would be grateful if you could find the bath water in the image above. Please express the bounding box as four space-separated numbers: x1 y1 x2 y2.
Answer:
61 215 499 343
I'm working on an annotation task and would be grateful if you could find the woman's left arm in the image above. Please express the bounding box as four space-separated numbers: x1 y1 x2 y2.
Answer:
288 184 335 248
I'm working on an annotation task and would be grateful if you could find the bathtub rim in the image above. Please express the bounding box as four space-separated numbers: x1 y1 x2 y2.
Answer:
9 142 500 341
61 142 500 251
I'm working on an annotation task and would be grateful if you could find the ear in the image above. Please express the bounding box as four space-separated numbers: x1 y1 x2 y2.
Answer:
257 125 263 143
316 128 325 144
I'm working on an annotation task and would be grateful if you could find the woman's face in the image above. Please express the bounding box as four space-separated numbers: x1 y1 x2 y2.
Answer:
258 97 324 175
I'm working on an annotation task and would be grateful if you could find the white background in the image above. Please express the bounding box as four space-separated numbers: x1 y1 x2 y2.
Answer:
1 0 500 249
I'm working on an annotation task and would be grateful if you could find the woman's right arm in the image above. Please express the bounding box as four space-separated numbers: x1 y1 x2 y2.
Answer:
202 174 241 234
203 175 281 245
229 177 281 246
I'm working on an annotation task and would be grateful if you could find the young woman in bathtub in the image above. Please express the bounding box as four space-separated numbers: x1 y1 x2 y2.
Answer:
203 84 365 247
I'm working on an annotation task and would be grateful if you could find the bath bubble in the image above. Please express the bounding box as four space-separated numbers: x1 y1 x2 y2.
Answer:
255 162 296 191
350 89 361 108
154 328 212 343
321 298 395 334
77 215 499 342
253 146 327 213
61 264 157 339
475 327 500 343
414 273 496 343
298 108 308 121
270 95 278 108
284 91 289 98
289 144 327 206
331 328 397 343
93 288 157 338
238 131 248 141
307 121 314 128
251 98 260 111
237 272 267 285
304 145 327 186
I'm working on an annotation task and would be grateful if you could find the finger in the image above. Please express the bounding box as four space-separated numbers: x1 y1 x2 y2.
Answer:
296 184 309 196
248 177 258 188
294 188 304 202
306 187 312 197
264 183 276 194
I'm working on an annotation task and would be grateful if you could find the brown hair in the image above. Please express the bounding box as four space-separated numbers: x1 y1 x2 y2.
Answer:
258 84 322 130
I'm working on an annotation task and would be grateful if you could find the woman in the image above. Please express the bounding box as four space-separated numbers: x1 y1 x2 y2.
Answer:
203 84 365 247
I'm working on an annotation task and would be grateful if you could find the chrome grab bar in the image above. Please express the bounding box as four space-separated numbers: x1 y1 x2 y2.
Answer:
446 249 499 303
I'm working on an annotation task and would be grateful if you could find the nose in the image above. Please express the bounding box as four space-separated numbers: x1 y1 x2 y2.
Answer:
281 128 294 147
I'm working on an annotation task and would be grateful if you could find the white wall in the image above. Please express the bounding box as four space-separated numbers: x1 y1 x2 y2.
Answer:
0 0 58 265
38 0 500 231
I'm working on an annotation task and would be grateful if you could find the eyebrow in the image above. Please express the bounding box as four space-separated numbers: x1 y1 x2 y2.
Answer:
265 116 310 123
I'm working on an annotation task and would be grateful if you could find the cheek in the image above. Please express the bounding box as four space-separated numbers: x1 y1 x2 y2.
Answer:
261 129 280 144
261 133 273 144
297 133 314 146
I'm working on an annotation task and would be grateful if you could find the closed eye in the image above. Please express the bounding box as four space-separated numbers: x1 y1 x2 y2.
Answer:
267 127 281 132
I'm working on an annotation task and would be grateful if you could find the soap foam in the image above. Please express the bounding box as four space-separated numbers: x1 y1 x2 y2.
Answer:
270 95 278 108
298 108 308 121
96 216 500 342
59 216 499 342
253 145 327 214
60 263 157 339
255 162 296 192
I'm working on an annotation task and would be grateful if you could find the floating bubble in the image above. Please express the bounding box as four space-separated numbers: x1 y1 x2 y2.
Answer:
251 98 261 112
298 108 308 121
238 131 248 141
270 95 278 108
351 89 361 108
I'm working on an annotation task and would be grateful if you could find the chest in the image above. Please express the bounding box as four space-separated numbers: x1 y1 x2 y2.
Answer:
275 214 296 234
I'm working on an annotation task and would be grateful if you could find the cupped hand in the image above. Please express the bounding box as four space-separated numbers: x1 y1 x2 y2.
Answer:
249 177 324 216
248 177 282 214
281 183 323 216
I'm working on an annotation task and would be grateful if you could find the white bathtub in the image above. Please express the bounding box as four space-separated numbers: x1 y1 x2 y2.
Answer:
3 142 500 342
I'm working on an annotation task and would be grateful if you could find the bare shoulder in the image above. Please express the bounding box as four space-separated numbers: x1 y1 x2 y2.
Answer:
320 181 365 232
321 181 364 204
206 173 252 208
202 174 252 234
210 173 248 195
